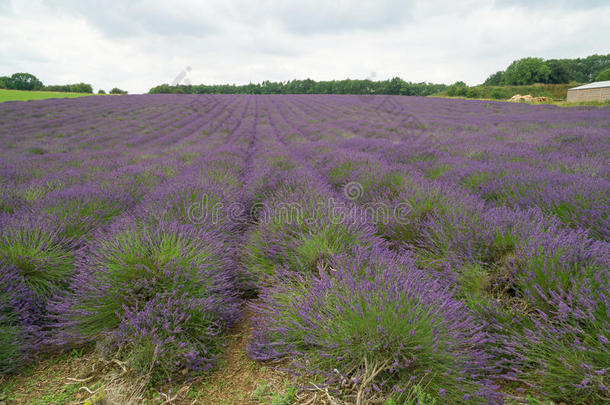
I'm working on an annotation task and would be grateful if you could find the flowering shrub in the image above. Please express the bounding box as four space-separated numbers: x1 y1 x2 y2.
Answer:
57 220 240 381
40 185 136 240
250 248 501 403
0 215 76 303
0 261 40 373
244 180 376 280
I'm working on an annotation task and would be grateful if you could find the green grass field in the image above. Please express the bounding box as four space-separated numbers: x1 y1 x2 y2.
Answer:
0 89 95 103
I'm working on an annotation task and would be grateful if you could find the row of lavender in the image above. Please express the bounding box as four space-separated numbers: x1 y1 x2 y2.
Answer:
242 96 609 403
243 100 501 403
1 95 608 403
0 95 253 383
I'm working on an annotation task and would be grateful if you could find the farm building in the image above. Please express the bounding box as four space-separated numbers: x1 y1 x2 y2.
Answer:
566 80 610 102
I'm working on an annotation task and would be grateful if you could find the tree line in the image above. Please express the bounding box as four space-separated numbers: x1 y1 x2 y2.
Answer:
5 54 608 98
150 54 609 96
149 77 448 96
0 72 93 93
0 72 127 94
484 54 610 86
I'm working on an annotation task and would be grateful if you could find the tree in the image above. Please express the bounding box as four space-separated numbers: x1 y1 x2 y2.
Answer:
109 87 128 94
0 76 13 89
68 83 93 93
98 89 106 94
446 81 468 97
503 58 551 85
484 71 504 85
44 85 69 92
595 67 610 82
546 59 571 84
384 77 406 95
576 54 610 82
149 84 173 94
44 83 93 93
10 73 43 90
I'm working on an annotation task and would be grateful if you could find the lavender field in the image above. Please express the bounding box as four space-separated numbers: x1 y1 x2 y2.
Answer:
0 95 608 404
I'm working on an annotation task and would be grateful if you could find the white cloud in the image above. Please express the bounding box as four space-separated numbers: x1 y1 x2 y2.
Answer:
0 0 608 93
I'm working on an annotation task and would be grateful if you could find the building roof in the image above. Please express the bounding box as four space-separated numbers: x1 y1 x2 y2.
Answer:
568 81 610 90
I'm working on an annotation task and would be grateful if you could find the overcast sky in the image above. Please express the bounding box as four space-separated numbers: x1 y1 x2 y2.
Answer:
1 0 608 93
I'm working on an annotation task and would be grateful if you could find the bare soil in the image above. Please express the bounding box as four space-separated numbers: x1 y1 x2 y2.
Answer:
0 310 292 405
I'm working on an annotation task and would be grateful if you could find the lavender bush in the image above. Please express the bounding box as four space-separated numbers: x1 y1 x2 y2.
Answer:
53 219 239 381
0 260 40 373
249 248 501 403
0 214 76 303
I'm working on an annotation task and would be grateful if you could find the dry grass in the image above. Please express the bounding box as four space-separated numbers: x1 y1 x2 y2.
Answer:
0 309 295 405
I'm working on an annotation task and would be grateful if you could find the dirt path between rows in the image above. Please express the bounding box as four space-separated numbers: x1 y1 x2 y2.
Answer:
188 309 289 405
